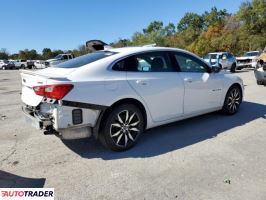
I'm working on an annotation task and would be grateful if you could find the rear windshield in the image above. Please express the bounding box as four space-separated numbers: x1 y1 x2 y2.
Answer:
53 51 117 68
204 54 219 59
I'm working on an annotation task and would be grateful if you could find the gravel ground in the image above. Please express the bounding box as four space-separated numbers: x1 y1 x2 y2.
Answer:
0 69 265 200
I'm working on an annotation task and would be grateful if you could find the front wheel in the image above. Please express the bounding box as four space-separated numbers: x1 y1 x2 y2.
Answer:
99 104 144 151
222 85 242 115
230 63 237 73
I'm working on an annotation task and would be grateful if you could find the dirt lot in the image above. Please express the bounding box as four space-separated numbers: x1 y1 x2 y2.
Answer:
0 70 265 200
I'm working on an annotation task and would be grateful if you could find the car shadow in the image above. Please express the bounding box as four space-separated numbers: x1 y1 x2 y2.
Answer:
235 68 254 73
62 101 266 160
0 170 45 188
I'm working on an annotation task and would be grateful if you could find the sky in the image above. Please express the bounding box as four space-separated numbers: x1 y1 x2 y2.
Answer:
0 0 245 54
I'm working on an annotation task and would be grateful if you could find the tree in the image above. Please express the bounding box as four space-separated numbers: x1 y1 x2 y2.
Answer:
177 12 204 32
42 48 52 60
237 0 266 34
203 7 229 28
0 48 9 60
9 53 19 60
143 21 164 34
18 49 40 60
111 39 131 48
131 32 151 46
164 23 176 36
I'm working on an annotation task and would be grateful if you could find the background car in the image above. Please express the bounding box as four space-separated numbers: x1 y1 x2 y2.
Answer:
203 52 237 72
21 46 244 151
254 48 266 86
14 59 27 69
5 61 16 69
45 53 74 67
254 60 266 86
0 60 9 69
236 51 261 69
34 60 46 69
26 60 35 69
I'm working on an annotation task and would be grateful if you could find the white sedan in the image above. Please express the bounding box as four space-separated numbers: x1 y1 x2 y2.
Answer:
21 47 244 151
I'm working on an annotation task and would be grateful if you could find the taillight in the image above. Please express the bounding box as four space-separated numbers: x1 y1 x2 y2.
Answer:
33 84 73 100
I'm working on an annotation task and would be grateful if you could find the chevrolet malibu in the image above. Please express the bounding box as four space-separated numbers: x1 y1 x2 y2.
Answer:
21 47 244 151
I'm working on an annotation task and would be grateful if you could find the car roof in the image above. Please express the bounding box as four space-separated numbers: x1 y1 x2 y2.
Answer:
208 52 228 55
246 51 260 53
108 46 193 55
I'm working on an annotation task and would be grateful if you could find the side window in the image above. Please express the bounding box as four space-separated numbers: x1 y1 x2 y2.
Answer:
173 52 208 73
222 54 227 60
228 53 233 59
113 51 176 72
62 55 68 60
112 59 126 71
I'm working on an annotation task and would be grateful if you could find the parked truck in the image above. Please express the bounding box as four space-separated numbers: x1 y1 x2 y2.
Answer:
44 54 74 67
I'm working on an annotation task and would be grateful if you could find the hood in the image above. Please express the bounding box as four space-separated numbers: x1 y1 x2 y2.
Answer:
236 56 257 60
46 58 58 62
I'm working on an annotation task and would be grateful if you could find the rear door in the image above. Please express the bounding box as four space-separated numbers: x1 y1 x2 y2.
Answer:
115 51 184 122
171 51 223 115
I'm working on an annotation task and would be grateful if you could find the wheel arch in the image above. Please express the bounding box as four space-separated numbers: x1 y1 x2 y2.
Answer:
93 98 148 139
227 83 243 102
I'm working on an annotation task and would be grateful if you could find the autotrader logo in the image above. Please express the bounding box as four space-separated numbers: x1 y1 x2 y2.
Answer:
0 188 54 199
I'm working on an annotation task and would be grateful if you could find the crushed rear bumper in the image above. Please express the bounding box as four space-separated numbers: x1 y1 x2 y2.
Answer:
22 101 106 139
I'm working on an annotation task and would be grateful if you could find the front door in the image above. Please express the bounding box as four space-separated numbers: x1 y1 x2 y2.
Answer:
172 52 223 115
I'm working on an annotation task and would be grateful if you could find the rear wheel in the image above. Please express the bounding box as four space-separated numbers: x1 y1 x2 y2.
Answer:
222 85 242 115
99 104 144 151
230 63 237 73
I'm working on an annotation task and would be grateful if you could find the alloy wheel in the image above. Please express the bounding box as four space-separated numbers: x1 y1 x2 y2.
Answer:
227 88 240 113
110 110 140 147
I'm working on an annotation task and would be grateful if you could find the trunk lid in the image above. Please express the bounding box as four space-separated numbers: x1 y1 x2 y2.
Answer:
20 68 73 106
85 40 112 51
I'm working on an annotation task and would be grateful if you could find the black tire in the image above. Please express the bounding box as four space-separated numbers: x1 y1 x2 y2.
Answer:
21 64 25 69
99 104 144 151
222 85 242 115
230 63 237 73
2 66 6 70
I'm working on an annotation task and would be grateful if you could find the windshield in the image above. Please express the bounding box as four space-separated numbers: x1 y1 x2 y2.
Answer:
53 51 117 68
203 54 210 59
54 55 62 59
244 52 260 57
204 54 220 60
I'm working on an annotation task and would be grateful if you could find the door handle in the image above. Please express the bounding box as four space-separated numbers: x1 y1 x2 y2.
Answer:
184 78 193 83
136 80 147 85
